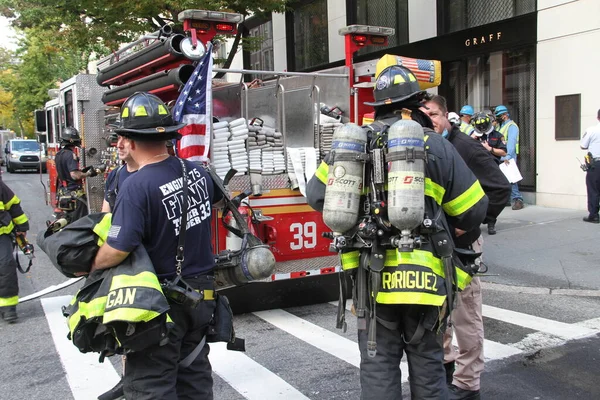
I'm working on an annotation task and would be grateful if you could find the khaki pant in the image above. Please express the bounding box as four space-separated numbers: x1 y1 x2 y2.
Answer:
443 236 484 391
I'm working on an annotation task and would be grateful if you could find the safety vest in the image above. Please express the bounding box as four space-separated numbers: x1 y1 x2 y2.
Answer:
499 120 519 154
459 121 474 136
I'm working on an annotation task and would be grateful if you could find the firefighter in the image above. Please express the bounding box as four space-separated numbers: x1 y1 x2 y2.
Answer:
470 112 507 165
91 92 223 400
423 94 510 399
0 179 29 323
459 105 475 135
101 134 139 213
306 65 488 400
54 127 96 222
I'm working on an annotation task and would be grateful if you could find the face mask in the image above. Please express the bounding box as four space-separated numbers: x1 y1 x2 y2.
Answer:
442 128 449 138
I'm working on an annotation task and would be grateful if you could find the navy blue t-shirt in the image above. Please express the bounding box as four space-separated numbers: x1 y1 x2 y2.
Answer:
55 147 82 190
107 157 221 279
104 165 136 202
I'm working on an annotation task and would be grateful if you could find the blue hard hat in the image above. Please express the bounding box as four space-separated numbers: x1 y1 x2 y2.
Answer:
495 105 509 117
459 105 474 116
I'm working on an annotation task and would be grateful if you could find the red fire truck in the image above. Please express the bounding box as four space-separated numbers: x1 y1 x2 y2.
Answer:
37 10 440 311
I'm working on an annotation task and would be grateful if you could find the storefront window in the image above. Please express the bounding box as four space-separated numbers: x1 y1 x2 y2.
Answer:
440 46 536 190
355 0 409 55
292 0 329 70
438 0 536 35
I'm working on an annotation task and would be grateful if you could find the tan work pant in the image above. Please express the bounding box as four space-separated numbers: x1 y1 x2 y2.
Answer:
443 236 484 391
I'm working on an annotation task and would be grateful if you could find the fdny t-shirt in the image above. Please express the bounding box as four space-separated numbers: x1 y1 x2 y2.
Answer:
104 165 136 202
107 156 222 279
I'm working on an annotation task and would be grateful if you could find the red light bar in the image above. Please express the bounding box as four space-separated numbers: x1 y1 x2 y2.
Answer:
370 35 387 45
215 23 235 32
353 35 368 46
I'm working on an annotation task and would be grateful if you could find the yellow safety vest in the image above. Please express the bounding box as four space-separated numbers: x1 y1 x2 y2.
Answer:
459 121 474 135
499 120 519 154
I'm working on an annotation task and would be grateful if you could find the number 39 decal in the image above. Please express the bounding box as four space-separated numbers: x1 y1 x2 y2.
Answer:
290 222 317 250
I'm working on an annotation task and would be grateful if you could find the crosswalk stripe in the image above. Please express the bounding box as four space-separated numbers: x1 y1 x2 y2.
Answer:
254 308 411 382
210 342 311 400
450 334 522 360
482 305 597 340
41 295 120 400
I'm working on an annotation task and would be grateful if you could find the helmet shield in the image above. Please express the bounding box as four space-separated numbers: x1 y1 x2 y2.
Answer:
472 112 493 136
364 66 425 107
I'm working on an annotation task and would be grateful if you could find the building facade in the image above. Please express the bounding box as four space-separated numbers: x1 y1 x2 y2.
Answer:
233 0 599 210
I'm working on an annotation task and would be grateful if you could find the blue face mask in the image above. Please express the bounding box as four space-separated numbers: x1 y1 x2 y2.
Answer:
442 128 449 138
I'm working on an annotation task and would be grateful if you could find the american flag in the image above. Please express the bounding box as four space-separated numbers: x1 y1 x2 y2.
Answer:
397 56 434 83
172 42 213 162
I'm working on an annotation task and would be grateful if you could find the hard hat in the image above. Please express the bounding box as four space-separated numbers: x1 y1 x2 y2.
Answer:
364 65 425 107
114 92 185 141
459 105 474 116
448 112 460 125
494 105 509 117
60 127 81 145
472 112 493 137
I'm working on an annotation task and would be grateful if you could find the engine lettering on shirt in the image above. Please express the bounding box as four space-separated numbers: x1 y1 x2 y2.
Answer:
381 270 438 292
106 288 137 308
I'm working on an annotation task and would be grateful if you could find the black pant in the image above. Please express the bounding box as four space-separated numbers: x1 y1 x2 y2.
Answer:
123 275 217 400
358 304 448 400
586 164 600 216
0 234 18 306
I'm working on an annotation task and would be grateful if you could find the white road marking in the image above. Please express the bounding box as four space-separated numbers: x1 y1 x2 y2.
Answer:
41 295 120 400
254 308 410 382
450 334 523 360
19 278 83 303
209 342 311 400
482 305 597 340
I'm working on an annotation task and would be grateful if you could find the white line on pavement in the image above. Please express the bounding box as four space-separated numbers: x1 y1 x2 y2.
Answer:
19 278 83 303
209 342 311 400
255 308 410 382
451 334 522 360
41 295 120 400
482 305 597 340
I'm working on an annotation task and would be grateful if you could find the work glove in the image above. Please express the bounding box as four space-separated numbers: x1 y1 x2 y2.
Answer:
82 166 98 177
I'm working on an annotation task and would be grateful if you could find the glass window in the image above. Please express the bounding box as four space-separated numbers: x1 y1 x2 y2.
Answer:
64 90 74 128
248 19 275 79
46 109 54 143
439 0 536 34
12 141 40 151
355 0 409 55
292 0 329 70
440 46 536 190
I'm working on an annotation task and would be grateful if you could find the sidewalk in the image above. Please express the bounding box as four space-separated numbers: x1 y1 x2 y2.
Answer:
481 204 600 291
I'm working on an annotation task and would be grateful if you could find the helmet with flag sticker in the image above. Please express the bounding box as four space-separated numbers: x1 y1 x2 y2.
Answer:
364 65 425 107
114 92 185 141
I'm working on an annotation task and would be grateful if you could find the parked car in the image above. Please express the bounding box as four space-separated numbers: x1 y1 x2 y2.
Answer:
5 139 47 173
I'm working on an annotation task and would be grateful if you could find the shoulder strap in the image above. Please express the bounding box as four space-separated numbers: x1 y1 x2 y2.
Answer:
176 158 188 275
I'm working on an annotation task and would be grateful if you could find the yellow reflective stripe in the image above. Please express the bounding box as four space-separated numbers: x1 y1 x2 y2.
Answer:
384 249 445 278
103 307 161 324
376 291 445 306
166 313 174 324
340 251 360 270
425 178 445 205
0 295 18 306
0 222 14 235
315 162 329 184
5 195 20 209
93 213 112 246
13 214 28 225
109 271 162 293
68 296 107 333
443 180 485 217
455 267 472 290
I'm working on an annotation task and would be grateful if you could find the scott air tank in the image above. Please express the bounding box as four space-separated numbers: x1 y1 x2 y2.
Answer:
323 123 367 234
386 119 425 232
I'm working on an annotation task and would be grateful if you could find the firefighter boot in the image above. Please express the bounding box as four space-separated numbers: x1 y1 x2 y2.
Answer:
1 306 18 323
449 384 480 400
444 361 455 385
98 376 124 400
487 222 497 235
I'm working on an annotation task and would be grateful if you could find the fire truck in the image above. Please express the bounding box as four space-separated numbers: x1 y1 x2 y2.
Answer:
37 10 440 312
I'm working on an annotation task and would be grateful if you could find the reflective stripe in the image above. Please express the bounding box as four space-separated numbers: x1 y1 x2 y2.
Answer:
340 251 360 270
443 180 485 217
109 271 163 293
455 267 472 290
376 291 445 306
13 214 28 225
93 213 112 246
499 121 519 154
0 295 18 306
5 195 20 209
103 307 161 324
425 178 445 205
385 249 444 278
0 222 14 235
459 122 474 135
68 296 107 333
315 162 328 184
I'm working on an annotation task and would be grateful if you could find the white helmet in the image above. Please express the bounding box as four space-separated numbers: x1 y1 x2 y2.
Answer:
448 112 460 125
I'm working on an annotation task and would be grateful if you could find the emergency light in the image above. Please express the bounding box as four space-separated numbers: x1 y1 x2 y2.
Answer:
178 9 243 60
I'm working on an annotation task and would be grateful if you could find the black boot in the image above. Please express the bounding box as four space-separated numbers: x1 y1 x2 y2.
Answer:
444 361 455 385
487 222 496 235
449 384 480 400
1 306 18 323
583 215 600 223
98 377 125 400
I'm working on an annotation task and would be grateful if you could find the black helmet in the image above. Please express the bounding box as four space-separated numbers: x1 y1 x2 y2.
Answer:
365 65 425 107
61 127 81 145
472 112 493 137
114 92 185 141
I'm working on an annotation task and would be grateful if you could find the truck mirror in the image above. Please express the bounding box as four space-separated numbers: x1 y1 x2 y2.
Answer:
34 110 47 132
